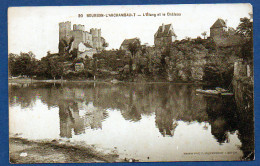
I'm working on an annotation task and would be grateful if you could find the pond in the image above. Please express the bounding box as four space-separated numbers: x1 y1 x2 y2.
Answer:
9 82 254 162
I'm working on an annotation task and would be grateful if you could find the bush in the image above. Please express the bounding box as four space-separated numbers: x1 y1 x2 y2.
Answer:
63 70 93 80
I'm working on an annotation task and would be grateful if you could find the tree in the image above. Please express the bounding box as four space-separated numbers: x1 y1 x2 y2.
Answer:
102 42 109 48
139 46 150 74
8 53 18 76
203 54 233 87
36 52 65 79
201 31 207 39
161 45 171 71
25 52 38 79
58 36 74 56
9 52 38 78
69 48 78 60
185 36 191 41
236 17 253 38
128 38 141 75
36 59 49 78
49 58 64 80
236 17 253 62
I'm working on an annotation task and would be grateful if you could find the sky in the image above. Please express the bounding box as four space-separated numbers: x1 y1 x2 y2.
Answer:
8 4 252 59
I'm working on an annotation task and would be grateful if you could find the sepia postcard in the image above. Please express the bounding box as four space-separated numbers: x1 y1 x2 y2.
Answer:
8 4 254 163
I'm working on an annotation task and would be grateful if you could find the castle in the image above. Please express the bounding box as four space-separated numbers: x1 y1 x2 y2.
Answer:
59 21 107 58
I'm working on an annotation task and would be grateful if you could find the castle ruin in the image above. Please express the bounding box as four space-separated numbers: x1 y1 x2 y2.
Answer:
59 21 107 58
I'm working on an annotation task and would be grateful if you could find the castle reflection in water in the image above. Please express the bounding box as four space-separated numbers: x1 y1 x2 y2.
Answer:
9 82 254 160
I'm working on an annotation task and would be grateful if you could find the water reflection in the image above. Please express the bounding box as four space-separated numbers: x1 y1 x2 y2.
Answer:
9 82 254 161
205 96 237 144
58 101 108 138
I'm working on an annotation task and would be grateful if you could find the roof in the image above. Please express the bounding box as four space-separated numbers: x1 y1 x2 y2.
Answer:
75 62 84 65
211 19 227 29
155 24 177 38
121 38 139 46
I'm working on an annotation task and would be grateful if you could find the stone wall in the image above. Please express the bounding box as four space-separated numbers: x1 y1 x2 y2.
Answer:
232 58 253 113
73 24 85 31
210 27 226 37
70 30 84 49
154 36 176 48
83 32 93 46
234 59 250 78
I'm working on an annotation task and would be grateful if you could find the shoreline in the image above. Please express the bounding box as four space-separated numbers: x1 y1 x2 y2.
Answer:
8 78 206 85
9 136 124 164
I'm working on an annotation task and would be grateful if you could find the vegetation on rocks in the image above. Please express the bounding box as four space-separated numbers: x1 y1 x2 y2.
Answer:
8 16 253 88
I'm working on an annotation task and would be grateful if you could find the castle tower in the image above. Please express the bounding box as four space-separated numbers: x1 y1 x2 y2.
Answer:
83 31 93 47
90 28 99 49
97 29 102 48
154 23 177 48
98 29 101 38
90 28 98 37
59 21 72 42
73 24 85 31
210 18 227 37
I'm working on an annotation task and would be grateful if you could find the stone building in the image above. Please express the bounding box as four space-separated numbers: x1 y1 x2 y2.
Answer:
75 62 84 71
154 23 177 47
210 18 227 37
120 37 140 51
59 21 107 58
77 42 97 59
210 18 242 48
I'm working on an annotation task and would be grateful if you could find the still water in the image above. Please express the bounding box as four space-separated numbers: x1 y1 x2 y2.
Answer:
9 82 254 161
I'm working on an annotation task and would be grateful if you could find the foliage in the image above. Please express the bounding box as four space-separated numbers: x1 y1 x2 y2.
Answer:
9 17 252 83
93 50 127 71
204 38 216 53
236 17 253 63
203 54 234 87
63 70 92 80
35 52 66 79
8 52 38 77
236 17 253 38
58 36 74 56
102 42 109 48
128 39 141 59
127 38 141 74
8 53 18 76
201 31 207 39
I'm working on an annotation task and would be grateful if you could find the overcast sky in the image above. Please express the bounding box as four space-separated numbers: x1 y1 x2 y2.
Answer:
8 4 252 59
